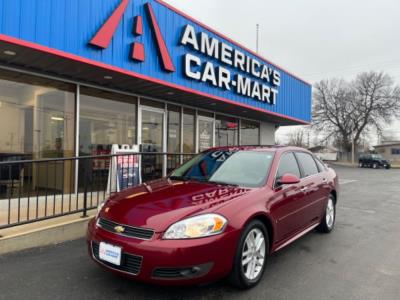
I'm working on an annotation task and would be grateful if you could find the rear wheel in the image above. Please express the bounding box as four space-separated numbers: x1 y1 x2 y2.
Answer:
317 195 336 233
359 162 363 168
229 220 268 289
372 163 378 169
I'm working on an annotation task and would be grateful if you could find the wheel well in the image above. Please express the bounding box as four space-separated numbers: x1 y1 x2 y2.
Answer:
330 190 337 204
252 214 274 252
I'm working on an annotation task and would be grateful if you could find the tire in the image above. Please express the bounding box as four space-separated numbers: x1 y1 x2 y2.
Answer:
229 220 269 289
359 162 363 168
372 163 378 169
317 195 336 233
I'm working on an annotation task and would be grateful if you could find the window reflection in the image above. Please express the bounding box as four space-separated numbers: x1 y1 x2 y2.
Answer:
0 71 75 159
183 108 195 153
0 71 76 198
167 105 181 153
240 120 260 145
215 115 238 147
79 87 137 156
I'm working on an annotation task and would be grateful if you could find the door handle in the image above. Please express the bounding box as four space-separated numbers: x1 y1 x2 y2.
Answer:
300 187 308 193
322 178 327 183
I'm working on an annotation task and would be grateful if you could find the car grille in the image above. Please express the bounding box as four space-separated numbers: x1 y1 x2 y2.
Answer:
92 242 142 275
97 218 155 240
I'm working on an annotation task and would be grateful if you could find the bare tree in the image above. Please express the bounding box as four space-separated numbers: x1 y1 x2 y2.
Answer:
287 128 309 148
313 72 400 156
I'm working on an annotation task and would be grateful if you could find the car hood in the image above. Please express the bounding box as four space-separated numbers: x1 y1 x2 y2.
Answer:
99 178 252 232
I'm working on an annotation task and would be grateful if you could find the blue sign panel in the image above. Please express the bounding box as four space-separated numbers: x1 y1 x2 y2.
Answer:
0 0 312 123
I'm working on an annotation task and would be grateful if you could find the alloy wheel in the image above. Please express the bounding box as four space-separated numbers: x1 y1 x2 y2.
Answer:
241 228 266 280
326 198 335 229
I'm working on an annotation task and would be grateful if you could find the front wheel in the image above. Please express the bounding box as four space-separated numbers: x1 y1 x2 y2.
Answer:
229 220 269 289
317 195 336 233
372 163 378 169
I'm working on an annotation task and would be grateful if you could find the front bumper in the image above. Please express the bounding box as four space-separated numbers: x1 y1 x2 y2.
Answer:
87 218 238 285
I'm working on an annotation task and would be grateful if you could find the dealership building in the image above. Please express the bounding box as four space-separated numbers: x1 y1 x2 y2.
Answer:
0 0 311 185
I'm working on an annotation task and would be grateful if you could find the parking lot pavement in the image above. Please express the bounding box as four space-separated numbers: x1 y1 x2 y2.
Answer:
1 165 399 300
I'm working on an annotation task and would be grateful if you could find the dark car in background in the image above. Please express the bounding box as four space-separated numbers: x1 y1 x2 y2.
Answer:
359 154 391 169
88 146 339 289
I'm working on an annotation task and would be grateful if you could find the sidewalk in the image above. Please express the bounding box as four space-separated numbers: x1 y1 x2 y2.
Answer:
0 192 105 229
0 193 100 255
0 209 96 255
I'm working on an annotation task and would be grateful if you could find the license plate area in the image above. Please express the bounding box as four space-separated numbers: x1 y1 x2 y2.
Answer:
99 242 122 266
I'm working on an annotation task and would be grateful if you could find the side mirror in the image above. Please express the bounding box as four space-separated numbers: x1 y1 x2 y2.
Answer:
277 173 301 186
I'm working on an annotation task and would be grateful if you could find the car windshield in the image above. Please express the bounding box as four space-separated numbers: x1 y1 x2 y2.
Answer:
169 150 275 188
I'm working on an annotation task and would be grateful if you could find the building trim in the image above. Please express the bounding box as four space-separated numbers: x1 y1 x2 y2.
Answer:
0 34 310 125
74 84 80 195
0 64 268 126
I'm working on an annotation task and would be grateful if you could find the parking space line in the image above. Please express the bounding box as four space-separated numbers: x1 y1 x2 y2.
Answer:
340 179 358 185
338 206 376 214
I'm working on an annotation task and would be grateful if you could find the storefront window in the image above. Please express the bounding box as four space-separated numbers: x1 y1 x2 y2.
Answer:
215 115 238 147
0 71 76 198
167 105 181 153
240 120 260 145
0 71 75 159
183 108 195 153
79 87 137 156
198 111 214 152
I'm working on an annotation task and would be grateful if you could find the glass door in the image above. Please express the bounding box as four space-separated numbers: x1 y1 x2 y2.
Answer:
198 116 214 152
139 107 166 182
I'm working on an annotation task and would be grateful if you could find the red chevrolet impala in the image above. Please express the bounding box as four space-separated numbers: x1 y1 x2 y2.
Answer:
87 146 338 288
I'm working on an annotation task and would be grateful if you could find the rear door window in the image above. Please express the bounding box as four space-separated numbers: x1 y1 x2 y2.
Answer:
295 152 319 178
314 157 326 172
276 152 301 181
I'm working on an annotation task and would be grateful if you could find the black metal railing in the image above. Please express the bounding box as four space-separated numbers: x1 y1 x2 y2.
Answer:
0 152 195 230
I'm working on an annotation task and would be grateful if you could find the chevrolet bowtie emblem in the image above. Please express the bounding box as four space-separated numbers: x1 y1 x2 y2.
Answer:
114 226 125 233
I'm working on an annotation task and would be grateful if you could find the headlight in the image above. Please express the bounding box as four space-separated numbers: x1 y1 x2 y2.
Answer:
163 214 228 239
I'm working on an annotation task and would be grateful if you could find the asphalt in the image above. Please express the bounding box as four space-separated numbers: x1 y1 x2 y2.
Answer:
1 165 399 300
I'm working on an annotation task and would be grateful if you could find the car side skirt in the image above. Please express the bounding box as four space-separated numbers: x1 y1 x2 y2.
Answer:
272 221 320 253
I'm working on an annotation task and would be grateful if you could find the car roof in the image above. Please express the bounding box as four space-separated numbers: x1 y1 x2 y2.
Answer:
205 145 310 154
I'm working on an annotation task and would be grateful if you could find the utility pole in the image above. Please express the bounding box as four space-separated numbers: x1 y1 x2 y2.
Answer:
256 24 259 53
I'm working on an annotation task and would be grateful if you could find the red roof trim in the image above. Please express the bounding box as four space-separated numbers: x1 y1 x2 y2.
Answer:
0 34 310 125
155 0 311 86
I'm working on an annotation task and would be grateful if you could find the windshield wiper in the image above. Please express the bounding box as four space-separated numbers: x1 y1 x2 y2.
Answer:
169 176 207 183
169 176 190 181
208 180 239 187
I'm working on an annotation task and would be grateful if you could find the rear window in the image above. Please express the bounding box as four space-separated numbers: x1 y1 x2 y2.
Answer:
295 152 319 177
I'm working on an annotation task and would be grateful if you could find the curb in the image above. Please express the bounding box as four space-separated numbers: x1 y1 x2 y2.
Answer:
0 216 94 255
